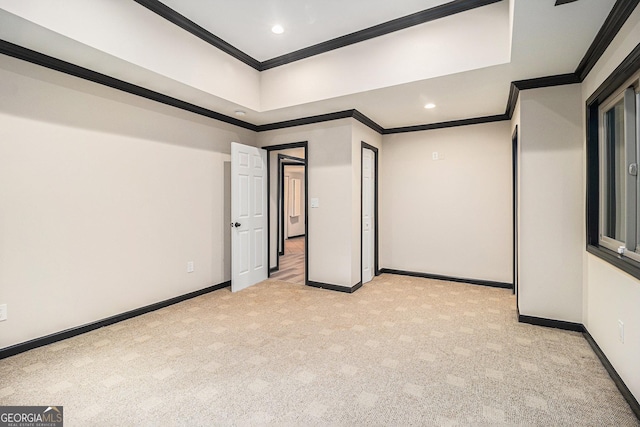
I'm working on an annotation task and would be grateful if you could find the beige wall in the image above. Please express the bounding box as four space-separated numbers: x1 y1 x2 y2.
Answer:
352 121 383 284
260 119 382 287
257 120 357 288
517 84 584 323
581 3 640 401
380 121 512 283
0 0 261 110
4 10 638 409
587 257 640 400
0 57 256 349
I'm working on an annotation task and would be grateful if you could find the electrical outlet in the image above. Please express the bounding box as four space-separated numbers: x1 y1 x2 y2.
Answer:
187 261 194 273
618 319 624 343
432 151 439 161
0 304 7 322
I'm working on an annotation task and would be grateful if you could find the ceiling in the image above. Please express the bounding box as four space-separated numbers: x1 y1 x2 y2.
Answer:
0 0 621 130
159 0 453 62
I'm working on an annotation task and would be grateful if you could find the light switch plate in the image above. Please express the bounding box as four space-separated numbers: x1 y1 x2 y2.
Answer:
311 198 320 208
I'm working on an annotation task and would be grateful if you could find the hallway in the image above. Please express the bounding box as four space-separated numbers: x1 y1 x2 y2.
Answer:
271 236 305 284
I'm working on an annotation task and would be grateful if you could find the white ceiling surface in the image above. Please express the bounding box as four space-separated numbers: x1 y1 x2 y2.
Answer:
0 0 263 110
254 65 513 127
253 0 616 127
258 1 511 113
160 0 452 61
510 0 616 77
0 0 619 129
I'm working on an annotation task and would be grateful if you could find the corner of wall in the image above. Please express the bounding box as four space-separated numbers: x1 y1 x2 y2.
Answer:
517 84 584 324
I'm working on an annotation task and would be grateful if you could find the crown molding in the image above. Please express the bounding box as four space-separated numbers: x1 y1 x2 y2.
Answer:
0 38 612 136
505 82 520 118
505 73 581 118
0 40 386 134
352 110 385 134
512 73 581 91
259 0 501 70
0 40 259 132
132 0 261 70
575 0 640 81
507 0 638 115
586 42 640 107
257 110 354 132
134 0 501 71
1 0 637 136
384 114 508 135
256 109 385 135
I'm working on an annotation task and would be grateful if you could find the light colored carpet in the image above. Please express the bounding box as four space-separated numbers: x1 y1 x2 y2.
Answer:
0 274 638 426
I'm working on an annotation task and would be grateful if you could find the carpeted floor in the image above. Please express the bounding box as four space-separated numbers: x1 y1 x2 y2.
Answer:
0 274 638 426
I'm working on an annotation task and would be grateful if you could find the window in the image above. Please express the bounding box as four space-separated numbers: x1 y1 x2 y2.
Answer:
587 54 640 277
598 86 639 259
600 94 627 247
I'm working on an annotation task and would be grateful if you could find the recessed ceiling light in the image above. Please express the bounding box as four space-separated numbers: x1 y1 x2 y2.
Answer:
235 110 246 117
271 25 284 34
424 103 436 109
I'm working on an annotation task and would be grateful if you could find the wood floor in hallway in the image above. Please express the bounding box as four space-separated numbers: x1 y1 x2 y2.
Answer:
270 236 304 284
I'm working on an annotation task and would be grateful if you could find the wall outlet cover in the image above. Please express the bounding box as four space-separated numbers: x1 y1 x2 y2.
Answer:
0 304 7 321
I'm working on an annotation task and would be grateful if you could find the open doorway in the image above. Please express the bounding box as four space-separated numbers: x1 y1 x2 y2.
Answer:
276 156 305 283
264 143 308 286
280 155 305 252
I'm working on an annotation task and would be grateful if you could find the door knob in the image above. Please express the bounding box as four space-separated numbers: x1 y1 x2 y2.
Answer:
233 222 241 228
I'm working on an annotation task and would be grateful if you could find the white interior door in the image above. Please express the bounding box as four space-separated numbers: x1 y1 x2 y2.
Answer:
362 148 375 284
231 142 268 292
